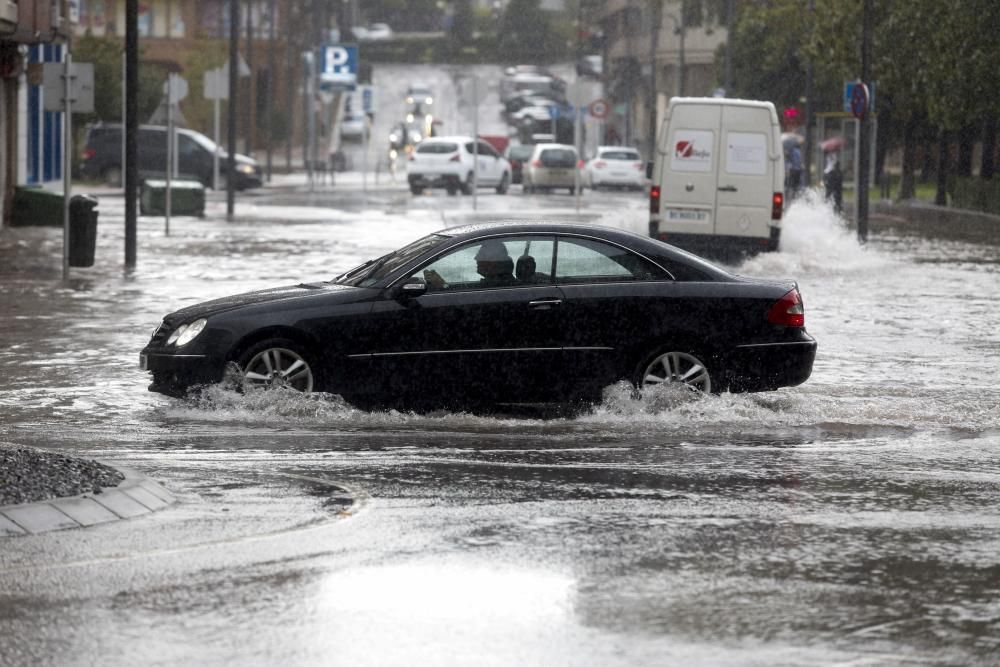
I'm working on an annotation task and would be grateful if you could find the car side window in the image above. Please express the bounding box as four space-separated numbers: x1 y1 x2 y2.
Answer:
413 236 555 291
477 142 498 158
555 237 667 284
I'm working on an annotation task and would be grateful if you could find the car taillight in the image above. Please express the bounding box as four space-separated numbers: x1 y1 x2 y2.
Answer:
449 153 461 162
408 154 416 161
577 159 584 168
595 160 606 169
81 148 96 160
767 289 805 327
532 159 541 167
649 185 661 214
634 161 643 170
772 192 784 220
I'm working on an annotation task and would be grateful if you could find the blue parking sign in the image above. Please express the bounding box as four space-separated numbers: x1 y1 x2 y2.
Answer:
319 44 357 87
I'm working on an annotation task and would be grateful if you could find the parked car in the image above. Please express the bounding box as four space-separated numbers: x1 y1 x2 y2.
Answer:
79 123 262 190
139 222 817 408
340 112 365 140
407 136 511 196
511 104 558 125
354 23 393 41
585 146 646 191
504 144 535 184
522 143 580 194
576 54 603 79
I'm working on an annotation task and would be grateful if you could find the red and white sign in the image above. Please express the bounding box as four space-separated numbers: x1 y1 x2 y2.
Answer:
670 130 713 172
588 98 609 119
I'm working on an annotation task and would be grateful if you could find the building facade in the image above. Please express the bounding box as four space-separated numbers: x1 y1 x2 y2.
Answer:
592 0 727 157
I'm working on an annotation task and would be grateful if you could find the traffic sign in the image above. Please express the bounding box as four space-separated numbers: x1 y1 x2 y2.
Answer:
319 44 358 86
844 81 875 117
588 98 609 119
42 61 94 113
163 73 188 104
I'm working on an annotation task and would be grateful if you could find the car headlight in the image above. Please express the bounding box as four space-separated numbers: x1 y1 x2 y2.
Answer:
237 164 254 174
406 113 415 123
167 318 207 347
425 97 433 105
411 132 422 143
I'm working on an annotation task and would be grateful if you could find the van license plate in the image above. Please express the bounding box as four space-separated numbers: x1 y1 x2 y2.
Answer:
666 209 708 222
139 354 148 370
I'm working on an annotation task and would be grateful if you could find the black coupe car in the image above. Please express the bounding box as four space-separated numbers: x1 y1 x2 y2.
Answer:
140 222 816 408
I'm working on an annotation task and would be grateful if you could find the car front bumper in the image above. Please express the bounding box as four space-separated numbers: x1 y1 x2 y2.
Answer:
140 349 226 396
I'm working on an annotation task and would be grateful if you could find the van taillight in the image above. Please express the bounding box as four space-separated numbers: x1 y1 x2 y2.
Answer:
650 185 661 214
772 192 784 220
531 159 541 167
81 148 96 161
767 289 805 327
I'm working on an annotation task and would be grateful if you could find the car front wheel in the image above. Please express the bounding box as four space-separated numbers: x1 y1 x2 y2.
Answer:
496 173 509 194
460 172 474 195
634 348 712 394
237 338 317 393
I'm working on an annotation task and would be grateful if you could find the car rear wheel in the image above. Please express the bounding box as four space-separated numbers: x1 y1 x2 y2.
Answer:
237 338 316 393
634 349 712 394
410 184 422 195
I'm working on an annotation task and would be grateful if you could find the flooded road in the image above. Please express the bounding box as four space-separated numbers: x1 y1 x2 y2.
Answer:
1 186 999 666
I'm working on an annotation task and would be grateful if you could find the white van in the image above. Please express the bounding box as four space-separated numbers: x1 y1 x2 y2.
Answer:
649 97 785 258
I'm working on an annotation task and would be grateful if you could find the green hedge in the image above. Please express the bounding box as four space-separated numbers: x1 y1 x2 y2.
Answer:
950 177 1000 215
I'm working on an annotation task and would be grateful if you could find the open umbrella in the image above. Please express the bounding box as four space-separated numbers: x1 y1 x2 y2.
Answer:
821 136 846 152
781 132 804 150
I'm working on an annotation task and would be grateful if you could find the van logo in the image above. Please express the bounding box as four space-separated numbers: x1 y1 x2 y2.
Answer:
675 141 710 160
738 214 752 230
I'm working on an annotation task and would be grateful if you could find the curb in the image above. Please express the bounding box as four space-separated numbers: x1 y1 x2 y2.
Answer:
0 467 175 537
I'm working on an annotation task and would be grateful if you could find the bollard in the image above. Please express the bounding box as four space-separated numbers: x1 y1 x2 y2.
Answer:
68 194 99 267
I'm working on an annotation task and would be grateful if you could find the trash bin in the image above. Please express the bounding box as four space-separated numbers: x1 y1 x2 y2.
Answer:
68 194 99 268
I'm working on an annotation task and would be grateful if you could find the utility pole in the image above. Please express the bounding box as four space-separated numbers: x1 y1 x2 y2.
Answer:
227 0 239 220
804 0 814 187
648 0 662 161
266 0 276 181
857 0 872 243
723 0 733 94
124 0 138 270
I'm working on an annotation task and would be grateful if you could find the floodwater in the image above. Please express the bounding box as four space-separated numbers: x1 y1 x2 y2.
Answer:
1 187 1000 666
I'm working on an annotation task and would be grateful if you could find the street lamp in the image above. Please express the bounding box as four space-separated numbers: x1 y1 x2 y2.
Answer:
663 11 686 97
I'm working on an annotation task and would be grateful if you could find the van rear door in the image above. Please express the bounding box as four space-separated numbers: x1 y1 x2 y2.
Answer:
715 105 777 240
657 102 721 235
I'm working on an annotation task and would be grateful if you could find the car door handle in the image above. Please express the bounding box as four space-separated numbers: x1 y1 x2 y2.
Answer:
528 298 562 309
718 185 738 192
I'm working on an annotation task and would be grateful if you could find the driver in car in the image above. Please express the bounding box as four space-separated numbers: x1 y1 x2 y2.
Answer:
424 240 517 290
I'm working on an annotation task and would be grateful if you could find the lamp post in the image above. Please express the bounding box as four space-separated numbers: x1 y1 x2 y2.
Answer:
663 10 686 97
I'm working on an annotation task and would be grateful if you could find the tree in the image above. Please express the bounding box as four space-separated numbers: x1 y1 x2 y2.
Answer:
498 0 565 63
72 35 166 126
449 0 475 46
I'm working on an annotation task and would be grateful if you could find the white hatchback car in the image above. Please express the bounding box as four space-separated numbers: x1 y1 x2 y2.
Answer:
585 146 646 190
407 136 512 196
522 143 581 194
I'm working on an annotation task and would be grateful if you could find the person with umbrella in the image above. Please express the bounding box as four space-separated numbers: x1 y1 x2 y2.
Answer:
821 137 845 213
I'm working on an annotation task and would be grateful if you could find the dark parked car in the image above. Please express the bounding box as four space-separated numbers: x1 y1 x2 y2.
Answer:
140 222 817 408
504 144 535 184
79 123 263 190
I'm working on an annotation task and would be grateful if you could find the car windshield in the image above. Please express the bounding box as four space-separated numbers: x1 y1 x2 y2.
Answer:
333 234 451 287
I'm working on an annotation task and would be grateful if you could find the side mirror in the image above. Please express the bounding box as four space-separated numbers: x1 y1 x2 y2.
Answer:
394 276 427 300
645 161 654 179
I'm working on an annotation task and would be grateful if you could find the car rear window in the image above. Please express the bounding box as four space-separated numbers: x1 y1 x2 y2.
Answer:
417 143 459 154
600 151 640 161
539 149 577 168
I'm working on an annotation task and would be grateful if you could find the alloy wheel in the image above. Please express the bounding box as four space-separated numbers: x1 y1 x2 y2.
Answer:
640 351 711 393
242 346 314 392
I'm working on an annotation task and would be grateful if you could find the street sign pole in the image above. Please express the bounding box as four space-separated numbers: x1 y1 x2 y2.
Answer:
575 106 582 216
165 75 172 236
857 0 873 243
213 90 220 190
62 52 72 281
472 76 479 211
